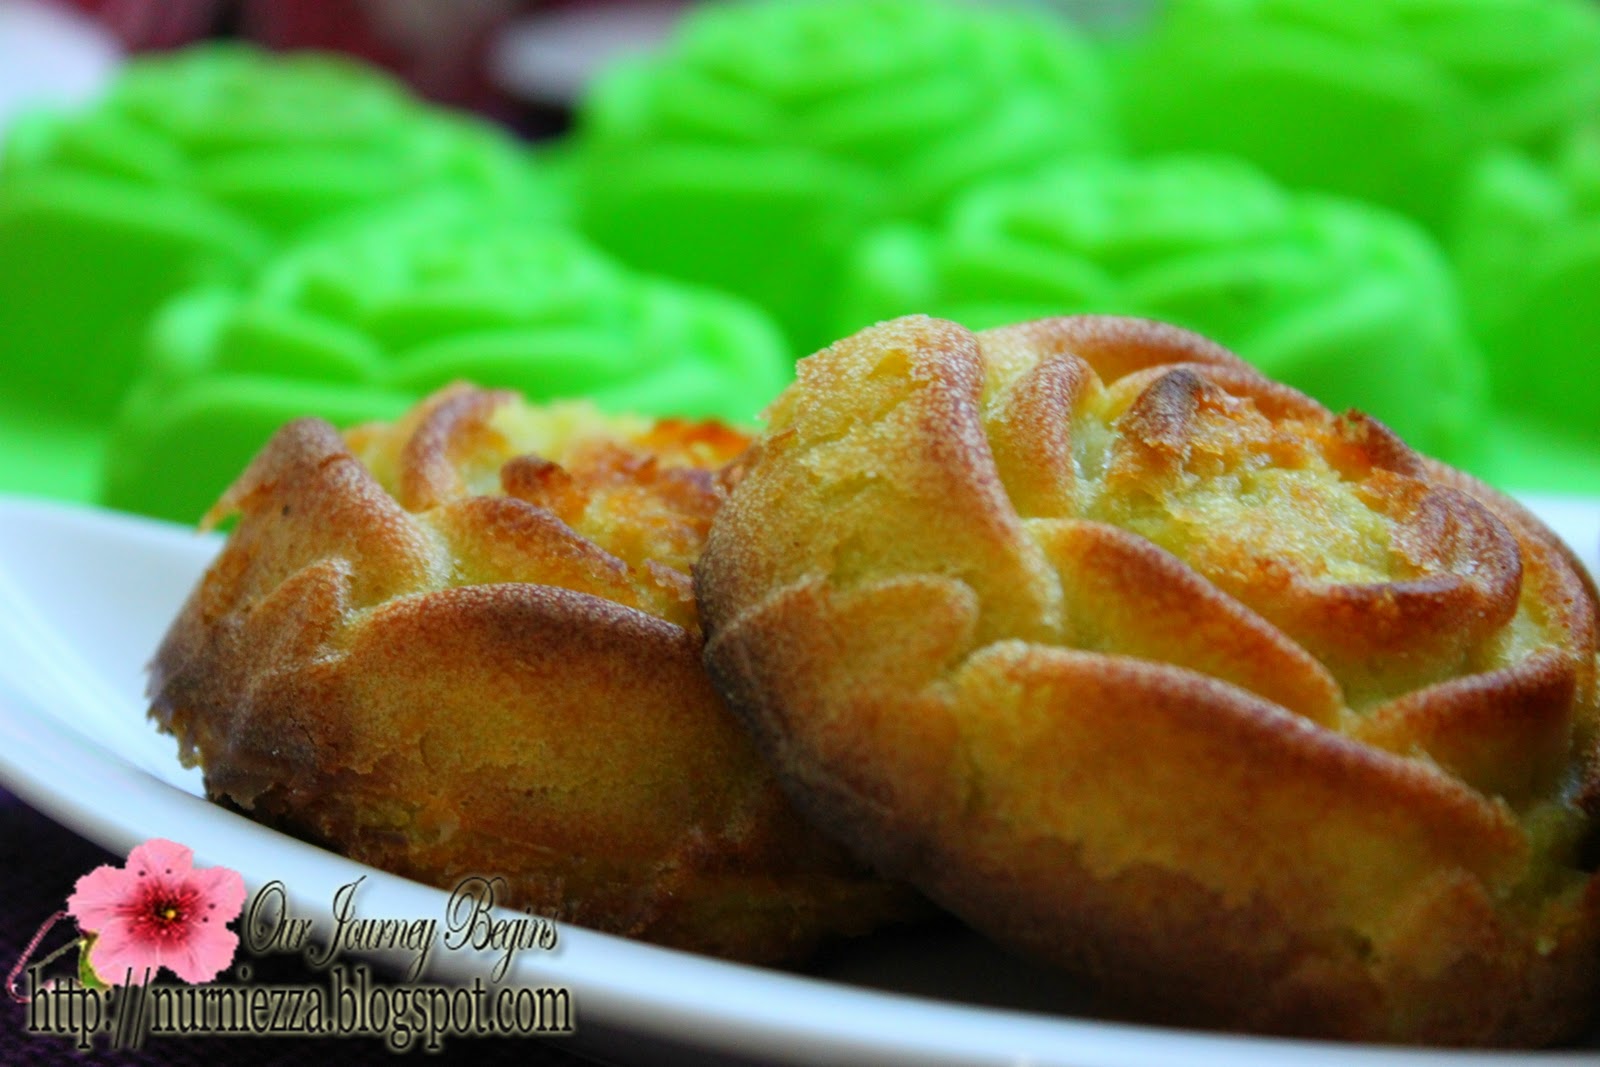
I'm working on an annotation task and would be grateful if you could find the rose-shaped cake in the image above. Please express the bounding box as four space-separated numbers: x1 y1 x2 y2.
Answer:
1452 124 1600 492
0 44 555 425
102 194 790 524
150 383 910 961
572 0 1111 353
1116 0 1600 231
697 315 1600 1043
836 156 1484 466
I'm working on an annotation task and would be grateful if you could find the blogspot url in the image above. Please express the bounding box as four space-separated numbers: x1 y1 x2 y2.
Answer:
25 962 575 1052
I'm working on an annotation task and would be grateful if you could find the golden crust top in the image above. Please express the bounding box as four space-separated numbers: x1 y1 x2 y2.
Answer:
152 383 909 962
698 315 1600 1043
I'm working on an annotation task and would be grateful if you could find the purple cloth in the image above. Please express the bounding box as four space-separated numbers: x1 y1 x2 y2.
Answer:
0 787 603 1065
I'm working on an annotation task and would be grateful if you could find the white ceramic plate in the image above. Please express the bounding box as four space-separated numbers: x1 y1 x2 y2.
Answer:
0 0 120 133
1 494 1597 1067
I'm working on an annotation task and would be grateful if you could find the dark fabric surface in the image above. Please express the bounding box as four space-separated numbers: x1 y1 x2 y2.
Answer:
0 787 608 1065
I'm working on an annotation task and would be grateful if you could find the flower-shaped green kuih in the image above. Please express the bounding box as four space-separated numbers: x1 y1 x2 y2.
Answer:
573 0 1114 355
1452 123 1600 491
836 156 1485 469
103 195 791 524
0 45 557 444
1116 0 1600 233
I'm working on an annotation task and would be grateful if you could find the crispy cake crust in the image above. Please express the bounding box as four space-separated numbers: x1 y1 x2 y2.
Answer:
150 384 911 963
696 315 1600 1042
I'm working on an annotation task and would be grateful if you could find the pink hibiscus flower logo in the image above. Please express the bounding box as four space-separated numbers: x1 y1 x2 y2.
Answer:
65 839 245 986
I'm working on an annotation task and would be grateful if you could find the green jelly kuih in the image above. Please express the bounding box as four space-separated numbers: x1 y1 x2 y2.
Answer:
1452 123 1600 489
836 155 1485 467
0 43 558 422
572 0 1114 355
103 195 792 524
1115 0 1600 232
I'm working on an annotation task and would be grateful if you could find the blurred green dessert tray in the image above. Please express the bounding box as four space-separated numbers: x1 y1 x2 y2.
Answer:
4 5 1599 512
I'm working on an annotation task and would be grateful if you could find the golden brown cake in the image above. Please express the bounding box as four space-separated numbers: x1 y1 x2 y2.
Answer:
696 314 1600 1043
149 383 910 963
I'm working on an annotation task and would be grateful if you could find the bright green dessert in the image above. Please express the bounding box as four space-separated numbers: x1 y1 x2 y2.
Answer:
1453 124 1600 491
836 156 1484 466
0 43 557 503
572 0 1113 355
1115 0 1600 232
102 195 791 524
